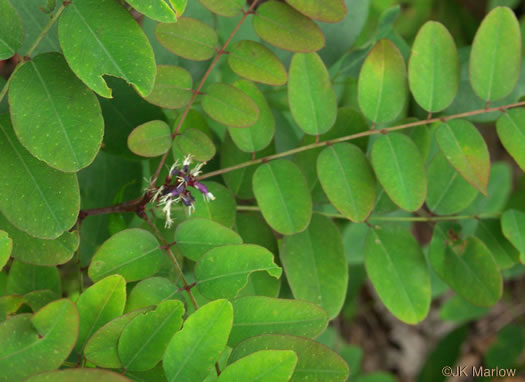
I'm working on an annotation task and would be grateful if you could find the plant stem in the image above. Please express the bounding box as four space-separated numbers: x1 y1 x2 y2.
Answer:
199 100 525 180
236 205 500 222
150 0 260 185
142 211 199 310
0 2 68 104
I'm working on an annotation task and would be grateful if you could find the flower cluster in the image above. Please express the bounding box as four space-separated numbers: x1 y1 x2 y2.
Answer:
151 155 215 228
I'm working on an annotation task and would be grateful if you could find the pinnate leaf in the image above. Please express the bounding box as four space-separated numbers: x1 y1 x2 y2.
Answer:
128 120 172 158
496 108 525 172
156 17 218 61
358 39 407 123
408 21 459 112
163 299 233 382
253 160 312 235
144 65 193 109
365 227 431 324
0 116 80 240
0 299 79 382
88 229 163 283
127 0 187 22
228 41 287 86
218 350 297 382
470 6 522 101
435 119 490 195
195 244 282 299
253 1 325 53
371 133 426 212
280 214 347 319
285 0 346 23
289 53 337 135
229 296 328 346
58 0 156 98
0 0 23 60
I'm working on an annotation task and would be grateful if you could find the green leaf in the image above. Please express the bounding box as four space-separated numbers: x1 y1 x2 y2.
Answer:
358 39 407 123
144 65 193 109
502 209 525 256
219 350 297 382
496 108 525 172
317 143 376 222
179 181 237 228
229 80 275 153
370 133 426 212
202 83 259 128
156 17 218 61
175 218 242 261
199 0 244 17
25 369 131 382
229 334 349 382
439 295 488 323
119 300 185 371
228 41 287 86
484 324 525 369
0 211 78 268
6 261 61 296
89 229 163 283
229 296 328 346
0 0 23 60
253 1 325 53
0 116 79 240
125 277 179 313
176 128 216 162
408 21 459 112
365 227 431 324
288 53 337 135
235 212 278 254
0 295 24 321
253 160 312 235
426 152 478 215
9 53 103 172
128 120 172 158
435 119 490 195
475 219 520 269
127 0 187 22
58 0 156 98
280 214 347 319
163 299 233 382
0 299 79 382
23 290 60 312
285 0 346 23
84 309 146 368
99 78 166 159
470 6 521 101
429 222 502 307
75 275 127 352
0 231 11 272
195 244 282 299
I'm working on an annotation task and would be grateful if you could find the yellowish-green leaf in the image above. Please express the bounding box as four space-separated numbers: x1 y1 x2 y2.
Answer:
128 120 172 158
219 350 297 382
289 53 337 135
253 1 325 53
470 6 521 101
285 0 346 23
156 17 218 61
228 40 287 86
501 209 525 258
496 108 525 172
58 0 156 98
408 21 459 112
317 143 376 222
202 83 259 128
144 65 193 109
0 231 11 272
25 369 131 382
176 128 216 162
0 299 79 382
435 119 490 195
358 39 407 123
371 133 426 212
253 160 312 235
199 0 244 17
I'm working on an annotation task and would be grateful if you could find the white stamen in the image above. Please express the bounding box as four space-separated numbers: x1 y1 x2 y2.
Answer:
183 154 192 167
203 192 215 202
191 161 206 177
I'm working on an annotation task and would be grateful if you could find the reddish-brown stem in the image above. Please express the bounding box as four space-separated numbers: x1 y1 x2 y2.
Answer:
198 100 525 180
150 0 260 185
